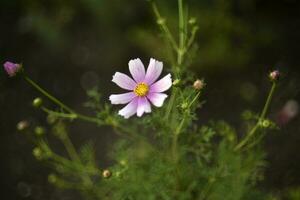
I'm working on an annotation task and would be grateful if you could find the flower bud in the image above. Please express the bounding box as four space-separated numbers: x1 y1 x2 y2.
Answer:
188 17 197 25
269 70 280 82
157 18 166 25
260 119 271 128
34 126 45 136
17 120 29 131
181 102 189 110
3 61 22 77
120 159 128 166
33 147 42 160
48 174 57 184
172 79 181 86
193 79 205 90
102 169 112 178
32 98 43 108
115 171 122 178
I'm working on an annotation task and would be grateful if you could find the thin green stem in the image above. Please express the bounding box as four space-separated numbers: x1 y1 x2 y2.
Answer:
151 1 178 51
42 107 102 125
260 82 277 119
188 91 201 107
42 107 77 119
175 91 201 136
164 88 177 121
170 0 189 162
57 129 93 186
61 134 81 162
186 26 199 51
24 75 74 113
178 0 184 48
235 82 277 151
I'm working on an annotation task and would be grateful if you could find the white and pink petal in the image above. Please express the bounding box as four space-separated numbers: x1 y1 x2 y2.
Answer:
147 93 168 107
109 92 136 105
137 97 151 117
149 73 172 93
118 98 139 119
129 58 146 83
112 72 136 90
144 58 163 85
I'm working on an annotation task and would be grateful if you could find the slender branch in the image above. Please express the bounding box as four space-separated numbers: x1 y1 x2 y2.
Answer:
177 0 185 66
151 1 178 51
175 91 201 135
178 0 184 51
234 82 277 151
24 75 74 113
186 26 199 51
42 107 103 125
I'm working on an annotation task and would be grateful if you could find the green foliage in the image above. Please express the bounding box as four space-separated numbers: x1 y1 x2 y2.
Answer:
15 1 287 200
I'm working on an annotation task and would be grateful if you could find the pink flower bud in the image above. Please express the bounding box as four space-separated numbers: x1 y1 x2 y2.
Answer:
269 70 280 81
3 61 22 77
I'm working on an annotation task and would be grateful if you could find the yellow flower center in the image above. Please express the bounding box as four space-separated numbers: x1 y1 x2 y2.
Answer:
134 82 149 97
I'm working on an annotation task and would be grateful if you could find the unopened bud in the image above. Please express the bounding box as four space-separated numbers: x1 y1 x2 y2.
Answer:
102 169 112 178
260 120 271 128
33 147 42 160
188 17 197 25
32 98 43 108
157 18 166 25
181 102 189 110
34 126 45 136
193 79 205 90
48 174 57 184
269 70 280 82
17 120 29 131
172 79 181 86
3 61 22 77
120 159 127 166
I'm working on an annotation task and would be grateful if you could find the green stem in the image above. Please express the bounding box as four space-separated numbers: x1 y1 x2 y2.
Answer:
178 0 184 50
235 82 277 151
164 88 177 121
188 91 201 107
186 26 199 51
177 0 185 67
24 75 74 114
61 134 81 162
151 1 178 51
42 107 102 125
175 91 201 135
261 82 277 119
58 130 93 186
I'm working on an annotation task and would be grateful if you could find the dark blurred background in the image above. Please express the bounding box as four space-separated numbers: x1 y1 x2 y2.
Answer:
0 0 300 199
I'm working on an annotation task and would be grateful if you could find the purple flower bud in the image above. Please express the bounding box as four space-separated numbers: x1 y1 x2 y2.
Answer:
269 70 280 81
3 61 22 77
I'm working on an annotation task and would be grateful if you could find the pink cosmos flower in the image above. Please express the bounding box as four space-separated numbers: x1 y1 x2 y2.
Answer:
3 61 22 77
109 58 172 119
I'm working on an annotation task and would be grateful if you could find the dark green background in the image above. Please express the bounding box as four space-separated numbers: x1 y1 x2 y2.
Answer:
0 0 299 199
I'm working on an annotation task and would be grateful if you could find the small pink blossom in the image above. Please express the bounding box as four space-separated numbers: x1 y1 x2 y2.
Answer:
269 70 280 81
3 61 22 77
109 58 172 118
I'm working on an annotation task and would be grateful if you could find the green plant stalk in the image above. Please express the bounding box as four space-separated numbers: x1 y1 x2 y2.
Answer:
164 87 177 121
42 107 102 125
151 1 178 52
186 26 199 51
24 75 74 114
57 127 94 186
178 0 184 51
60 133 81 162
235 82 277 151
174 91 201 136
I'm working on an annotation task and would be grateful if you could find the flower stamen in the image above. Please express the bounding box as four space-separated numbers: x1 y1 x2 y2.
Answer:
134 82 149 97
